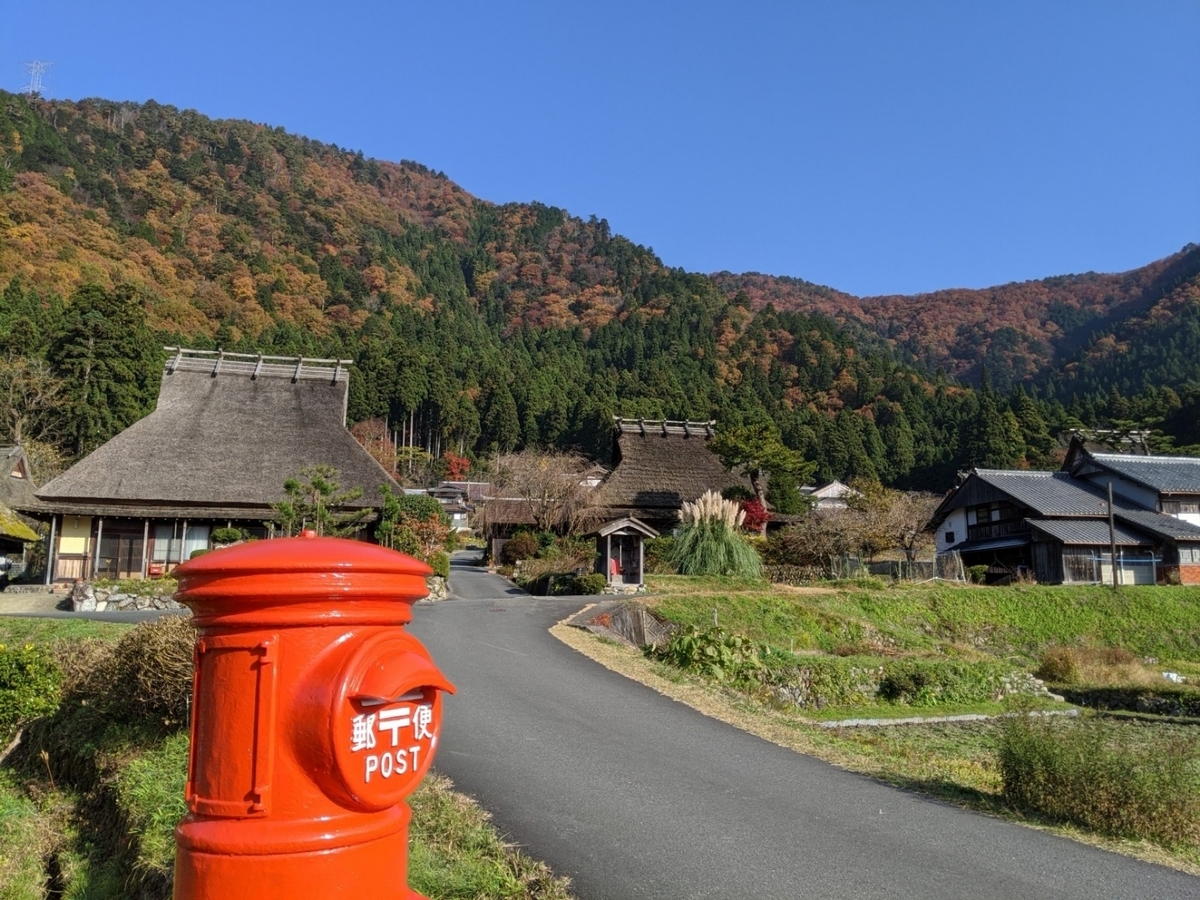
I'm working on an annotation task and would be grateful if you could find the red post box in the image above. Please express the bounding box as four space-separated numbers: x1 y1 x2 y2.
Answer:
172 531 454 900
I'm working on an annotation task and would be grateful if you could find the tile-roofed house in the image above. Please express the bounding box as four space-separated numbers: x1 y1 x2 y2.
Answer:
598 418 744 531
930 462 1200 585
24 348 399 584
1065 438 1200 527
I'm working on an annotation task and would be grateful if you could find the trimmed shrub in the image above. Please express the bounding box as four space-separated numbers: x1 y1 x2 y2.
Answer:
1036 646 1079 684
107 616 196 730
967 565 988 584
210 526 245 545
428 551 451 580
571 573 608 595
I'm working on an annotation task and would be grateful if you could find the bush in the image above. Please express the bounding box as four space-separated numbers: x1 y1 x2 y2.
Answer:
1036 645 1141 686
429 551 450 580
571 573 608 595
106 616 196 730
210 526 245 545
998 708 1200 847
1036 646 1079 684
189 548 210 559
669 523 762 579
646 626 767 683
967 565 989 584
500 532 540 565
643 536 677 574
0 642 61 739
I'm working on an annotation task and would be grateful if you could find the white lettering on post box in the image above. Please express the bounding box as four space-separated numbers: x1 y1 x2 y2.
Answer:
348 701 437 787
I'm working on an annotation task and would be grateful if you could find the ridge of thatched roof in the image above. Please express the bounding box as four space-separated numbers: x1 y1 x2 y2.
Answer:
601 419 741 513
30 351 396 519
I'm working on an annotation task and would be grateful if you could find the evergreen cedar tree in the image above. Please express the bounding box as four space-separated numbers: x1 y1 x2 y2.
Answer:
0 91 1198 479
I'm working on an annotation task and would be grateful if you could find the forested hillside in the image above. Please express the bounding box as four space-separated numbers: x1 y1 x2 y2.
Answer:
0 91 1196 490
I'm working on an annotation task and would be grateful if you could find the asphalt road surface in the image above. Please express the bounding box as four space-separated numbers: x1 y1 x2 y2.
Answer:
410 554 1199 900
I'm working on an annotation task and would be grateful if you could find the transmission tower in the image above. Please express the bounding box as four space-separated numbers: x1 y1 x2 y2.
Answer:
21 61 53 97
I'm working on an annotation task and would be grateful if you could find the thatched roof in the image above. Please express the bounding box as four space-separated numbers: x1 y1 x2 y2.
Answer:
29 350 397 520
0 501 39 543
0 447 38 511
599 418 742 520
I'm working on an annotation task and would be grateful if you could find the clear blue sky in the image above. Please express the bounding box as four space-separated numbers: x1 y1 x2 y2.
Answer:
3 1 1197 297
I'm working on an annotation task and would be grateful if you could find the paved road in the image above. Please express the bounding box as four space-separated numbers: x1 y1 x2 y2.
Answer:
410 553 1199 900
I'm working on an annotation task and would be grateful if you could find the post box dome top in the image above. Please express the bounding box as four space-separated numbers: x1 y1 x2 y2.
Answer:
174 531 435 625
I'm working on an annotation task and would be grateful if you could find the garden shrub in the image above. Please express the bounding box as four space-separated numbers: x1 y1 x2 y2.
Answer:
571 573 608 595
429 551 451 580
967 565 988 584
1036 645 1079 684
998 708 1200 848
0 642 61 739
501 532 540 565
209 526 245 545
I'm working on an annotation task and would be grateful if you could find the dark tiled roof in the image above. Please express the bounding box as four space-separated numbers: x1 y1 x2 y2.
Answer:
1084 453 1200 494
29 356 397 518
971 470 1114 516
601 428 743 512
1112 508 1200 542
1028 519 1152 546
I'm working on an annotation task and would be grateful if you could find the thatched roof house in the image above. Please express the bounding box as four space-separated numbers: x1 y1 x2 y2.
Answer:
598 418 743 530
27 349 398 583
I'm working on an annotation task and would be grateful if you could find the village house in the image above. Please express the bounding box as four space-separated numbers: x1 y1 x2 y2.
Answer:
930 440 1200 585
0 446 41 577
22 349 399 584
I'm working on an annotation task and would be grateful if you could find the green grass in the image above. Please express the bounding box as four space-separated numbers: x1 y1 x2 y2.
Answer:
0 618 129 646
409 775 572 900
113 731 189 880
0 770 44 900
646 577 1200 664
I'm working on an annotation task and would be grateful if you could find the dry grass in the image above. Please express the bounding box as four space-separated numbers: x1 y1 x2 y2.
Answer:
1036 644 1188 688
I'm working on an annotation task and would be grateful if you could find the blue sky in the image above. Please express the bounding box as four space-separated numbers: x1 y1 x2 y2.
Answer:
3 1 1197 297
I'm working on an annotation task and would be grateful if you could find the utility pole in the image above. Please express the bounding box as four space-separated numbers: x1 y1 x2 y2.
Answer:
1108 482 1119 591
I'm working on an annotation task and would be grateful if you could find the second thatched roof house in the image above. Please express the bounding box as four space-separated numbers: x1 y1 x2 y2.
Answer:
25 349 398 584
598 418 743 532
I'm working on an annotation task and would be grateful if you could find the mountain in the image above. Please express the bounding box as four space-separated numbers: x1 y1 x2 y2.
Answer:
0 90 1196 489
713 245 1200 395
